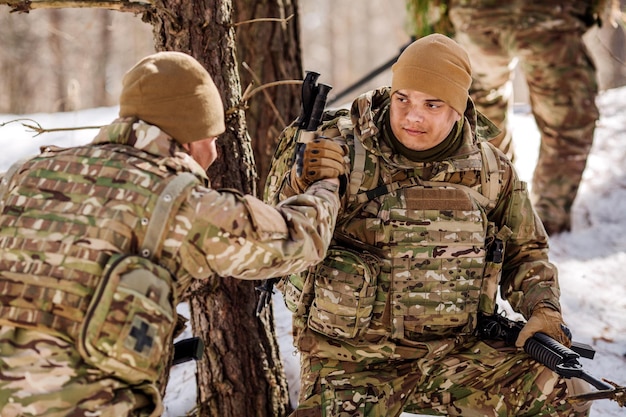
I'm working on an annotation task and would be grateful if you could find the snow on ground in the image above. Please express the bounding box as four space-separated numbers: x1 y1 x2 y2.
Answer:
1 86 624 417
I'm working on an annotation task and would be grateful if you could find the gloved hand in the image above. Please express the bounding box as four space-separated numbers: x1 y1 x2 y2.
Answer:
290 138 347 194
515 307 572 348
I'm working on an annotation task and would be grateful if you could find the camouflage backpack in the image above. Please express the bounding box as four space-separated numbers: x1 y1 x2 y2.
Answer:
77 172 198 386
0 155 197 386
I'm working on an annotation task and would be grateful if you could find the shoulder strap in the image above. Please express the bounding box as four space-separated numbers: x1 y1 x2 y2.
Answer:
0 157 30 204
349 136 368 198
141 172 199 260
478 141 501 210
350 141 502 210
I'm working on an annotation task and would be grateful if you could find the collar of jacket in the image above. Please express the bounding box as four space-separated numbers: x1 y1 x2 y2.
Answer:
348 88 500 162
90 117 208 181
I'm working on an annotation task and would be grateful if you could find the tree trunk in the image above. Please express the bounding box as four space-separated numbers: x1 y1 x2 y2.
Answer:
145 1 291 416
0 13 40 113
234 0 303 191
233 0 304 411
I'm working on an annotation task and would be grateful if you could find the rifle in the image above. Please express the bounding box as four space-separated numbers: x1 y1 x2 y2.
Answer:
477 311 625 407
172 336 204 366
327 38 414 107
255 72 333 316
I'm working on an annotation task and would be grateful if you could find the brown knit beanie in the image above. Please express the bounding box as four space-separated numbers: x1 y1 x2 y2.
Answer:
391 34 472 115
119 51 225 144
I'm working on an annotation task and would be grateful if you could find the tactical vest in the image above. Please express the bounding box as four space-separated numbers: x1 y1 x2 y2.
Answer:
0 143 198 384
268 110 512 347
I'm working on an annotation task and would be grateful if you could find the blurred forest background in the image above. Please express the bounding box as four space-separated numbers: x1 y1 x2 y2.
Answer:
1 0 624 114
0 0 411 114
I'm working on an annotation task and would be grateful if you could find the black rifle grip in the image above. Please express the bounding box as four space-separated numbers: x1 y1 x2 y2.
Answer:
300 71 320 129
307 83 332 131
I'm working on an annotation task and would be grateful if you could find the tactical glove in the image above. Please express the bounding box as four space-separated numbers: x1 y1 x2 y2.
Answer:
290 138 347 194
515 307 572 348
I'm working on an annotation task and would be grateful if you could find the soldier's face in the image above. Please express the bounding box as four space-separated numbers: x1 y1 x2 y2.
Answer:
389 90 461 151
186 136 219 170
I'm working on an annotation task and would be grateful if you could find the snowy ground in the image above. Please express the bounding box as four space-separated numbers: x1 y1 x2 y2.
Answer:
1 86 624 416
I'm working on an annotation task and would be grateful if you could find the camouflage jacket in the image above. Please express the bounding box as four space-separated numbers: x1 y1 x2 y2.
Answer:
446 0 604 30
268 88 562 361
0 118 340 380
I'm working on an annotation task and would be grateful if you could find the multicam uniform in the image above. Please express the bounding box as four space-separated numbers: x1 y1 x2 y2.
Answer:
266 88 588 417
0 118 340 417
446 0 600 233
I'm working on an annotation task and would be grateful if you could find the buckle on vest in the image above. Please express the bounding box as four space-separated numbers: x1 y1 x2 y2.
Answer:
487 238 504 263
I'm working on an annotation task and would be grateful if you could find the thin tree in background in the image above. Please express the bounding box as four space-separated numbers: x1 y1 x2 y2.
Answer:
94 9 113 107
0 14 40 113
234 0 303 191
48 10 69 111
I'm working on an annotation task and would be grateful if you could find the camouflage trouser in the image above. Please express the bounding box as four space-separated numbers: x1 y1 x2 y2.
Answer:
0 326 159 417
448 4 599 233
291 340 592 417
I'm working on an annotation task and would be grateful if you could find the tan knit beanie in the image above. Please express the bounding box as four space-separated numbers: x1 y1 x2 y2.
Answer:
119 51 225 144
391 34 472 115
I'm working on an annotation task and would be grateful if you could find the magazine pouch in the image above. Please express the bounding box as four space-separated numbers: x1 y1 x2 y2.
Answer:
78 253 177 385
307 247 379 341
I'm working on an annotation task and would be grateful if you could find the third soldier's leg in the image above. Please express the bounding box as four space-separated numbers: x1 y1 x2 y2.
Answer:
519 29 599 234
449 8 516 160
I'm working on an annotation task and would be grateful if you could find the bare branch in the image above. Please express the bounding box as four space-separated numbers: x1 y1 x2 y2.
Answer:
0 118 102 137
241 79 302 103
2 0 153 13
224 78 302 117
232 13 293 28
568 381 626 408
241 62 287 127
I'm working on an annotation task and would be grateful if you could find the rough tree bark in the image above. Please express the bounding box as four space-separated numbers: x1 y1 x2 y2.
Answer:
232 0 304 412
145 1 293 416
234 0 303 191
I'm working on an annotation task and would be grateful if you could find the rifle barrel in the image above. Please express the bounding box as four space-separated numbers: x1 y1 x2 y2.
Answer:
579 369 614 391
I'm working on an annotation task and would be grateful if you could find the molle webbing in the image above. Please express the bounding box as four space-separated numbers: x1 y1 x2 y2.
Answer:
0 146 198 340
349 134 368 198
0 274 91 341
383 185 487 341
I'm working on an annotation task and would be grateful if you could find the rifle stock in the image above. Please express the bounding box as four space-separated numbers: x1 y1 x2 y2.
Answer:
172 337 204 366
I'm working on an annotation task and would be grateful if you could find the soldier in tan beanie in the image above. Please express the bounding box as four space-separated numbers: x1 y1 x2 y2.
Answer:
266 34 589 417
119 51 225 146
0 51 347 417
391 33 472 116
118 51 226 170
